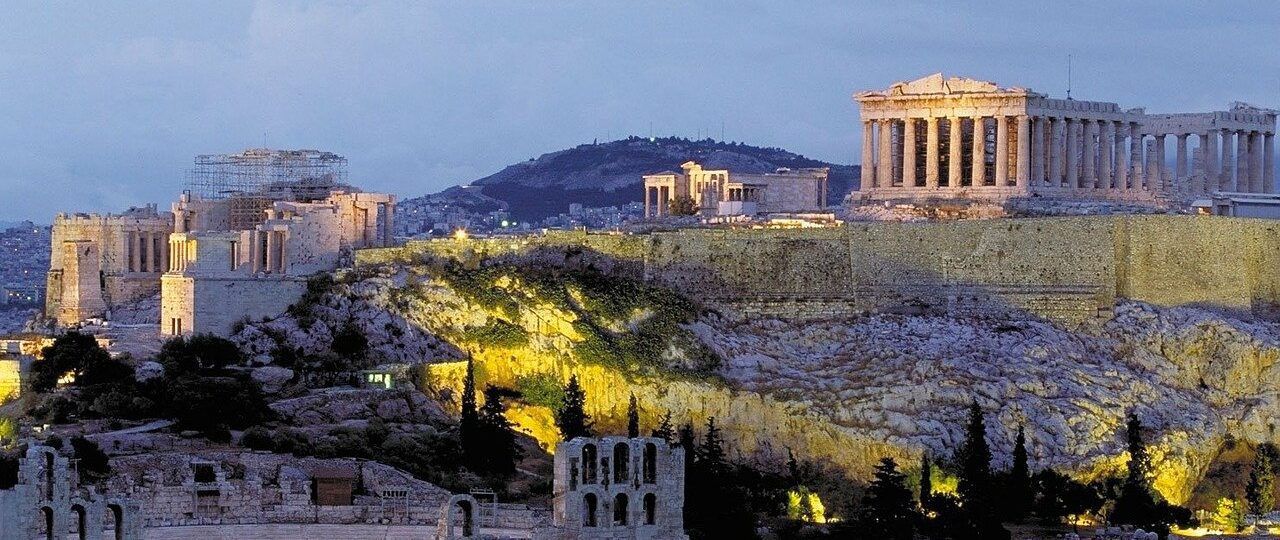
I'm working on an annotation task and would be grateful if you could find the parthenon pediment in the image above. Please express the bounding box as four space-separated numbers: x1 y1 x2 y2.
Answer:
858 73 1030 98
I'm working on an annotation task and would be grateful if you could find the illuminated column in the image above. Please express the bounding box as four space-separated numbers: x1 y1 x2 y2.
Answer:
1015 115 1030 189
1175 134 1188 192
1204 130 1220 192
925 116 939 188
970 117 987 187
1153 135 1167 191
1113 122 1128 190
265 230 277 274
1099 122 1114 190
1130 125 1144 190
1222 129 1236 190
1251 131 1265 193
995 115 1009 185
948 116 963 189
902 117 917 188
1031 116 1046 186
1237 131 1251 192
1050 118 1064 187
1082 120 1097 188
1065 118 1079 189
878 120 892 188
861 120 875 191
1265 133 1276 193
643 186 651 218
160 233 169 273
250 231 260 273
278 231 288 274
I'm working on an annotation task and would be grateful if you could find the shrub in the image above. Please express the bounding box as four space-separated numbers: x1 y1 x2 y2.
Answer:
515 373 564 412
69 437 110 482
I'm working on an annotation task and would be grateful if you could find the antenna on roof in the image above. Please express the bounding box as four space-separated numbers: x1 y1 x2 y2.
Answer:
1066 54 1073 100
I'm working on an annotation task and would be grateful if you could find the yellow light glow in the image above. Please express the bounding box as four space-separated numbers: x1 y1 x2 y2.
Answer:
453 228 469 241
786 488 827 523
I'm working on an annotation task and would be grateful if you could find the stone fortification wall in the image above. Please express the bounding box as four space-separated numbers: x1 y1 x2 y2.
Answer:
161 275 307 336
357 216 1280 324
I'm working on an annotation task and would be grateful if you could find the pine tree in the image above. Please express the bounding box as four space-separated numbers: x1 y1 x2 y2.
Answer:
862 457 919 540
1110 412 1193 537
920 454 933 510
1247 449 1276 516
627 394 640 438
1123 413 1151 490
555 375 592 441
459 358 480 455
957 400 992 513
698 417 728 476
474 385 523 476
651 411 675 443
1007 425 1032 522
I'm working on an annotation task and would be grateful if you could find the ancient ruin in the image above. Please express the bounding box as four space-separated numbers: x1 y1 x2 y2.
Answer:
854 73 1277 205
0 444 141 540
642 160 828 218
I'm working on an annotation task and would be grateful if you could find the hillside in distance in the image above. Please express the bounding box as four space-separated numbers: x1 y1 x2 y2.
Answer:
409 136 858 223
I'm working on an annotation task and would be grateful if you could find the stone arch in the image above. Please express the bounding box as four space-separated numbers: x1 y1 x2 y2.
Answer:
441 494 478 538
612 442 629 483
613 492 629 526
71 503 88 540
582 492 598 527
106 502 125 540
37 446 56 500
642 442 657 484
643 492 657 525
581 443 598 484
39 505 55 540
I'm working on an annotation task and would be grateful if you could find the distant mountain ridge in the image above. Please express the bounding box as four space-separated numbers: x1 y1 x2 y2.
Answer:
407 136 858 222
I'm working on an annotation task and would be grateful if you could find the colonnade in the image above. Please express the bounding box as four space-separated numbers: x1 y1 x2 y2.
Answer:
248 230 287 274
644 185 672 218
126 230 168 273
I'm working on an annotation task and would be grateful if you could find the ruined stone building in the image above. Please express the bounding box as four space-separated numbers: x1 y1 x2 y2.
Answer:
854 73 1277 204
0 444 141 540
43 205 173 326
643 160 829 218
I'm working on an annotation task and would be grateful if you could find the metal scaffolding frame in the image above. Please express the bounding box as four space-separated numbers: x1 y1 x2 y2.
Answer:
184 149 351 230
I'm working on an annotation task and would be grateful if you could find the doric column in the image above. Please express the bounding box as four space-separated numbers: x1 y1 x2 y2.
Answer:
971 117 986 187
925 117 940 188
265 230 277 274
878 120 893 188
1204 131 1220 192
1130 125 1144 190
1031 117 1046 186
995 115 1009 185
160 233 170 273
1265 133 1276 193
1221 129 1236 190
644 186 651 218
902 117 917 188
1065 118 1080 189
1050 118 1065 187
948 117 963 189
1238 131 1252 192
129 231 140 272
1099 122 1114 189
1082 120 1097 188
1153 135 1167 191
1251 131 1265 193
1113 122 1128 190
1175 134 1188 192
1016 115 1030 189
861 120 875 191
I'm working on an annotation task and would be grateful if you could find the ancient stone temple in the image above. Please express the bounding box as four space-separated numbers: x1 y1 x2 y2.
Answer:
643 160 828 218
854 73 1277 204
0 444 142 540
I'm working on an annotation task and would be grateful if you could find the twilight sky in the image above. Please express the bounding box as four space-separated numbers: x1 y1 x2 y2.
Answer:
0 1 1277 222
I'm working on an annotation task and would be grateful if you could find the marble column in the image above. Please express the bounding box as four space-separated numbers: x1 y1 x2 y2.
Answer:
995 115 1009 185
1016 115 1030 189
160 233 170 273
1265 133 1276 193
1221 129 1236 191
1129 124 1144 190
1204 131 1220 192
878 120 893 188
1251 131 1265 193
1100 122 1114 189
1066 119 1080 189
129 231 140 272
861 120 875 191
265 230 277 274
644 187 651 218
1031 117 1046 186
1153 135 1167 191
1113 122 1128 190
971 117 986 187
1050 118 1065 187
1175 134 1188 192
948 117 963 189
925 117 939 188
902 118 917 188
1237 131 1250 192
1082 120 1097 188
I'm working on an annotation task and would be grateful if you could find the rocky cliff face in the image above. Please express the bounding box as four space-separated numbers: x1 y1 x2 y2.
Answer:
233 263 1280 505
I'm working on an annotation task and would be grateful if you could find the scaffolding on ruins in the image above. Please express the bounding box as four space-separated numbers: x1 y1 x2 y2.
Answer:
184 149 351 231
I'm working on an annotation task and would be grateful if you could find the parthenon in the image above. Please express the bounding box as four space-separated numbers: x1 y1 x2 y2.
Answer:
855 73 1277 203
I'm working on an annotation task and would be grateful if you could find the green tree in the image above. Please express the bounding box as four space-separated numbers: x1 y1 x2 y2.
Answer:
1006 425 1032 522
459 359 480 454
862 457 919 540
1247 449 1275 515
1213 497 1246 533
698 417 728 476
626 394 640 438
954 400 1008 539
154 334 242 375
471 385 523 476
30 331 117 392
555 375 592 441
1110 413 1195 539
1032 469 1102 533
668 195 699 216
920 454 933 511
651 411 675 443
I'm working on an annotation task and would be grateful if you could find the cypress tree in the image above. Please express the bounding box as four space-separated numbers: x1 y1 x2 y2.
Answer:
957 400 992 513
555 374 592 441
698 417 727 476
1008 425 1032 522
459 358 479 454
1247 449 1276 516
627 393 640 438
863 457 919 540
920 454 933 510
475 385 523 476
651 411 675 443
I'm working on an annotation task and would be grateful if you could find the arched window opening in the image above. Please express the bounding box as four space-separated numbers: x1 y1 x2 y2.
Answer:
44 452 55 500
72 504 87 540
581 444 597 484
455 500 474 537
613 443 630 483
583 493 598 527
40 506 54 540
644 493 657 525
643 443 657 484
107 504 124 540
613 493 629 526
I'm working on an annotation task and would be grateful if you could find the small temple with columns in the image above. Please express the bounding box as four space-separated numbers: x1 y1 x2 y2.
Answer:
854 73 1276 204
